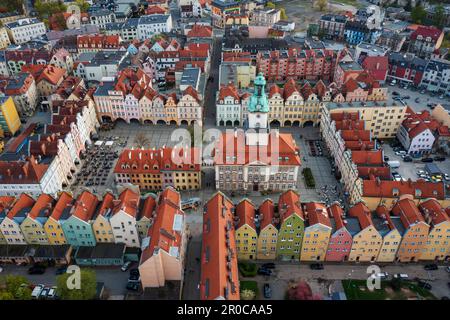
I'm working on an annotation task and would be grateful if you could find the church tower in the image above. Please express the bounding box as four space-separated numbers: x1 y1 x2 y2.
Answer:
246 73 271 146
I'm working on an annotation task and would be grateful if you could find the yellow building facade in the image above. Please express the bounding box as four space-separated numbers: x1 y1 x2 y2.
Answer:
0 97 21 135
235 199 258 260
44 217 67 245
256 199 278 260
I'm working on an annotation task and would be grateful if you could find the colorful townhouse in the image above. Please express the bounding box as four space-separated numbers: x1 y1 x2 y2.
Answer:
61 191 99 247
0 96 21 136
139 188 186 289
0 193 35 244
136 196 156 239
20 194 55 244
347 202 382 262
200 192 240 300
0 196 16 244
418 199 450 261
110 189 141 248
92 192 115 244
374 205 402 262
276 190 305 261
326 203 352 262
234 199 257 260
44 192 73 245
392 196 430 262
300 202 332 262
256 199 278 260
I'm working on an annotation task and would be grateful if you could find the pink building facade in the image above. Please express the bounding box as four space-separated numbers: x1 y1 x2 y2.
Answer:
325 203 353 261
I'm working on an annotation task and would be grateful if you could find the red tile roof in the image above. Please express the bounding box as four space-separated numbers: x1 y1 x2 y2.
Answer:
391 196 426 229
218 84 240 101
235 199 256 230
278 190 304 221
348 202 374 230
28 194 55 219
0 156 49 184
182 85 201 103
0 196 16 213
375 205 397 231
258 199 276 231
187 24 213 38
77 34 120 50
304 202 331 228
140 196 156 219
351 150 383 165
72 191 99 222
113 189 140 218
357 166 391 180
411 25 443 42
97 192 115 217
50 192 74 221
201 192 239 300
7 193 35 219
418 198 450 226
327 203 346 230
363 178 445 199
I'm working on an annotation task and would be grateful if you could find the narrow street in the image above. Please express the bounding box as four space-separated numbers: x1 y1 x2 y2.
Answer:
203 38 222 126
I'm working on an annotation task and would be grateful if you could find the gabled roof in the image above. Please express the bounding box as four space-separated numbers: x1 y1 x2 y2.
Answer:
411 25 443 42
50 192 74 222
348 202 374 230
351 150 383 166
218 84 240 102
7 193 35 220
327 203 346 231
97 192 115 218
187 24 213 38
28 194 55 220
72 191 99 222
113 189 140 218
258 199 276 231
362 178 445 199
235 199 256 230
304 202 331 228
140 196 156 220
391 197 427 229
418 198 450 226
278 190 304 221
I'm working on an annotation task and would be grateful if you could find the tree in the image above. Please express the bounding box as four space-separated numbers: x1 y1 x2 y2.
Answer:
0 0 24 14
266 2 276 9
411 5 427 24
241 289 256 300
316 0 328 12
134 133 150 148
433 5 445 29
35 0 67 20
75 0 90 12
0 275 31 300
279 8 288 20
0 291 14 300
287 281 322 300
56 268 96 300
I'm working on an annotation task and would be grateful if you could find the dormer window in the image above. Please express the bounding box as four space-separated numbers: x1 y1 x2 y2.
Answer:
415 189 422 197
392 188 399 197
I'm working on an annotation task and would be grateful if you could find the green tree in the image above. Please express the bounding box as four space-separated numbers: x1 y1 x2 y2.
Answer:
316 0 328 12
266 2 276 9
56 268 96 300
75 0 90 12
0 0 24 14
433 5 445 29
0 275 31 300
411 5 427 24
35 0 67 20
279 8 288 20
0 291 14 300
241 289 256 300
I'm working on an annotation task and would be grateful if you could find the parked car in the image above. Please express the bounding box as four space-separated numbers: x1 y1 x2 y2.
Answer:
257 268 272 276
128 274 140 282
0 266 3 273
121 261 132 272
31 284 45 299
376 272 389 279
47 286 58 299
434 156 446 162
424 264 438 271
126 281 140 291
261 263 275 269
417 281 432 290
383 156 389 161
263 283 272 298
403 156 413 162
130 268 139 276
393 273 409 279
28 265 46 275
39 287 49 300
421 157 433 163
310 263 324 270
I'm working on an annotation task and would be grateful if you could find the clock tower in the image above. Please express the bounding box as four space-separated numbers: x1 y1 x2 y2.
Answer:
246 73 271 146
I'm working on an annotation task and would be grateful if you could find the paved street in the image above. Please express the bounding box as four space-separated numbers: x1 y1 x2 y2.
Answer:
0 264 130 297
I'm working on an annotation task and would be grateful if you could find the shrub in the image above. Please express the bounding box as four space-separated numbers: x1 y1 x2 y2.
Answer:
238 262 258 277
240 281 259 299
302 168 316 188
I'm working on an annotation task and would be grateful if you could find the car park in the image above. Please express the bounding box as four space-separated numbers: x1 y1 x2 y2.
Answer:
263 283 272 299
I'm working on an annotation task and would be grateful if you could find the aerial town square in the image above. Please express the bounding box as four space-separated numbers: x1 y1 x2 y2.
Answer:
0 0 450 304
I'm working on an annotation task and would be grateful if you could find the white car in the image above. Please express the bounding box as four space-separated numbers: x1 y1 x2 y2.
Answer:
47 286 57 299
417 170 426 175
31 284 45 299
376 272 389 279
121 261 132 272
393 273 409 279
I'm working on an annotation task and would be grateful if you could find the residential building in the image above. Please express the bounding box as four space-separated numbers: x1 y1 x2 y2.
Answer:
392 196 430 262
419 199 450 261
276 190 305 261
354 42 389 62
2 72 39 117
177 86 203 126
22 64 67 99
374 205 402 262
0 193 34 244
361 56 388 84
61 191 99 247
408 26 444 59
256 199 278 260
139 187 186 289
109 189 140 248
20 194 55 244
387 52 427 86
234 199 257 260
77 34 121 54
216 84 242 126
83 50 128 82
333 61 364 89
0 96 21 135
136 196 156 239
0 196 16 244
211 0 243 29
91 192 115 243
344 21 372 45
137 15 173 41
319 14 348 40
300 202 332 262
44 192 73 245
325 203 352 262
200 192 240 300
50 48 74 74
5 18 46 44
214 74 301 192
420 58 450 94
0 27 11 49
347 202 382 262
90 9 116 29
114 147 201 191
251 8 280 27
397 108 437 155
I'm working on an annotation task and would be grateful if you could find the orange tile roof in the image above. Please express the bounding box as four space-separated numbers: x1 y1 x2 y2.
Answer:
278 190 304 221
28 194 56 219
141 188 183 263
283 78 299 100
348 202 374 230
0 156 49 184
140 196 156 219
375 205 397 231
0 196 16 215
77 34 120 50
201 192 239 300
357 166 391 180
351 150 383 165
114 147 201 174
341 129 371 142
113 189 140 218
304 202 331 228
159 186 181 207
418 198 450 226
50 192 74 221
7 194 35 219
268 84 283 98
97 192 115 217
187 24 213 38
362 178 445 199
391 197 427 229
258 199 276 231
72 191 99 222
235 199 256 230
214 131 301 166
327 203 346 230
182 85 201 103
218 84 240 102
